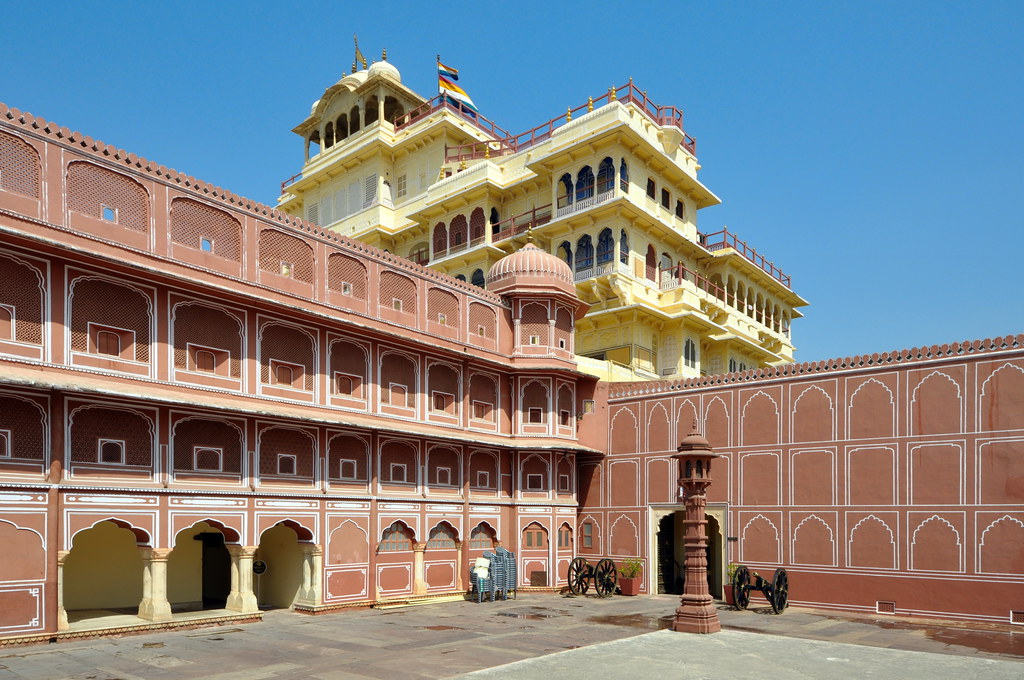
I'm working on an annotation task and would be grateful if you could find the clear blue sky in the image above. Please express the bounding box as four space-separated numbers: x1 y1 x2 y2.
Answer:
4 1 1022 363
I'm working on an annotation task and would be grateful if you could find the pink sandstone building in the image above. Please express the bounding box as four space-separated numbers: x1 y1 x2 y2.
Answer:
0 97 1021 644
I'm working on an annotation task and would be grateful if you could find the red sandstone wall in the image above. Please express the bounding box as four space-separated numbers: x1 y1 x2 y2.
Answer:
591 339 1024 623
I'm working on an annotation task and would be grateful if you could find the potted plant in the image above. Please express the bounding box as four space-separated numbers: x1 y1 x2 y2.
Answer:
724 563 739 606
618 557 643 596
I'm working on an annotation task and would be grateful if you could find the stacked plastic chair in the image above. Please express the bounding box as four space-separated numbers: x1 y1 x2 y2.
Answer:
483 550 506 600
469 556 494 603
496 546 517 599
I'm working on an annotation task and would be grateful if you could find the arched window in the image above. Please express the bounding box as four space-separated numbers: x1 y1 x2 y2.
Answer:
471 269 485 288
379 521 413 551
675 199 685 220
469 207 486 243
575 166 595 202
557 241 573 269
450 215 468 247
619 159 629 191
349 105 361 135
646 178 656 199
557 173 573 209
324 122 334 149
597 157 615 194
489 207 500 231
383 96 404 123
469 523 495 549
365 96 380 126
335 113 349 142
307 130 321 158
455 274 467 282
432 222 448 256
576 234 594 272
427 523 457 549
619 229 629 265
597 228 614 265
645 245 656 281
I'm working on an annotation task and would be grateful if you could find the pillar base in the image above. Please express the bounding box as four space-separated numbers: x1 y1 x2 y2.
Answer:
57 607 69 631
672 596 721 634
138 599 173 622
226 591 260 614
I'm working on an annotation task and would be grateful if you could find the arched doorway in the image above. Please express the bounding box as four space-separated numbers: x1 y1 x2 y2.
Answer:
520 522 549 587
255 523 306 609
168 521 234 611
63 521 145 618
654 507 725 598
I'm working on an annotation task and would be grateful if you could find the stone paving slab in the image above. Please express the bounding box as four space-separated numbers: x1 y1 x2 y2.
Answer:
0 594 1019 679
459 628 1024 680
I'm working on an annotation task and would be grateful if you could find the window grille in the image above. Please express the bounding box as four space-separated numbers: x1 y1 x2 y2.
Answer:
0 131 40 197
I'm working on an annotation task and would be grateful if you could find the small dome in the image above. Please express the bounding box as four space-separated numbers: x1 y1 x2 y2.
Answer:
368 60 401 82
487 242 575 297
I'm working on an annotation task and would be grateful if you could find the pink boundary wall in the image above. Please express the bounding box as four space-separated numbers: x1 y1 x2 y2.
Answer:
592 334 1024 623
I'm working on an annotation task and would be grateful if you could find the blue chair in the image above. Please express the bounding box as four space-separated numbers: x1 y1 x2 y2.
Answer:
496 547 517 599
483 550 506 600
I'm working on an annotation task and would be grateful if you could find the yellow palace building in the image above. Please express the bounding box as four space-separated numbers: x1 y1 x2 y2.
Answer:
276 52 807 380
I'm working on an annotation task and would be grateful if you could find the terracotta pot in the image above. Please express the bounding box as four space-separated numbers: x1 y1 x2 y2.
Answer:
724 583 735 606
619 576 642 596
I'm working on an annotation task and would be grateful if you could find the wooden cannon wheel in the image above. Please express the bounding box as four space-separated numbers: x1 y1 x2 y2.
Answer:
594 558 618 598
567 557 590 595
770 568 789 614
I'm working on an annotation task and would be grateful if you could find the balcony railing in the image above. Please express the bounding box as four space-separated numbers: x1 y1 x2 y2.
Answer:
573 260 631 282
490 204 553 242
701 228 791 288
443 80 697 165
658 264 789 335
555 188 614 219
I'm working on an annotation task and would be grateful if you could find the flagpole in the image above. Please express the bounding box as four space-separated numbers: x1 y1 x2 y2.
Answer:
436 54 441 97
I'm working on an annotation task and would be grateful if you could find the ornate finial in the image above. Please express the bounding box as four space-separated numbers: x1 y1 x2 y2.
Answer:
484 144 490 159
692 419 699 435
382 48 387 61
610 86 617 101
525 226 534 243
352 61 357 73
587 96 594 112
628 76 633 84
459 159 467 170
566 106 572 122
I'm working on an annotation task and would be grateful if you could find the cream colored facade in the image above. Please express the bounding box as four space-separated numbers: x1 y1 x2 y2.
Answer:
277 56 807 379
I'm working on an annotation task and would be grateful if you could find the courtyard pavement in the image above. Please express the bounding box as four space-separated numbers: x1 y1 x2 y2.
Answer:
0 594 1020 679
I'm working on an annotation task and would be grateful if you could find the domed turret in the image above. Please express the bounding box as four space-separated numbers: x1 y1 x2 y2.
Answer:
368 60 401 83
487 242 575 297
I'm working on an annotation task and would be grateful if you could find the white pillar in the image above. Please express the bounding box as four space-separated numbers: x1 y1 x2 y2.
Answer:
413 542 427 595
226 545 259 613
137 548 173 622
296 544 323 607
56 550 70 631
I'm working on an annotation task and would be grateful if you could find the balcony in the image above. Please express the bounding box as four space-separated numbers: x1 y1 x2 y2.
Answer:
573 260 631 283
701 228 791 288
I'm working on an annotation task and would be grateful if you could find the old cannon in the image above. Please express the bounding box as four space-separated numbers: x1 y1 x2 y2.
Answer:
567 557 618 597
731 565 788 614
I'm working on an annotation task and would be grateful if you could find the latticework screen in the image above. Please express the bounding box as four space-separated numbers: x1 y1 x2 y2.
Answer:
259 324 314 390
427 288 459 326
0 131 40 197
327 253 367 299
380 353 416 407
379 271 416 314
170 198 242 261
519 303 548 346
70 278 151 362
427 447 459 486
258 229 314 284
69 405 153 466
469 303 496 339
380 441 416 484
0 395 45 460
328 434 368 481
259 426 315 477
67 161 149 232
172 418 243 473
172 303 243 377
0 254 43 344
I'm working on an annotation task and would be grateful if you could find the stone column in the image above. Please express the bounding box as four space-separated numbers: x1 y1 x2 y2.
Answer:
454 540 464 591
226 545 259 613
56 550 70 631
671 427 721 634
412 542 427 595
297 544 324 607
137 548 173 622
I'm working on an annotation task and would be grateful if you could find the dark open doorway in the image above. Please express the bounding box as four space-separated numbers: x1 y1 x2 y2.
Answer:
195 532 231 609
656 511 723 597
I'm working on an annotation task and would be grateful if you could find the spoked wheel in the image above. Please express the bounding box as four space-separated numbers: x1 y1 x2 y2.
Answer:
770 568 789 614
732 565 751 610
594 558 618 598
567 557 589 596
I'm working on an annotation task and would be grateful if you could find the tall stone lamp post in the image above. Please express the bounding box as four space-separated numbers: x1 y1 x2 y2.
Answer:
671 424 722 634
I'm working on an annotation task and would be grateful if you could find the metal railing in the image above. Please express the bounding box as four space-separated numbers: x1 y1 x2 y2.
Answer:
490 204 553 242
701 228 791 288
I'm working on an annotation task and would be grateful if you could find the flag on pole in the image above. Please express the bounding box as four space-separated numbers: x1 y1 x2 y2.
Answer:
437 57 477 112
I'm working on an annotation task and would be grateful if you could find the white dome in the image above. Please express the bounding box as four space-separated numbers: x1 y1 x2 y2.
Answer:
368 60 401 82
309 99 321 115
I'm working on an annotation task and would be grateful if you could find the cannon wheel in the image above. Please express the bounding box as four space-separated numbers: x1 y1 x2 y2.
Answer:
567 557 589 595
732 565 751 610
594 558 618 598
770 568 789 614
